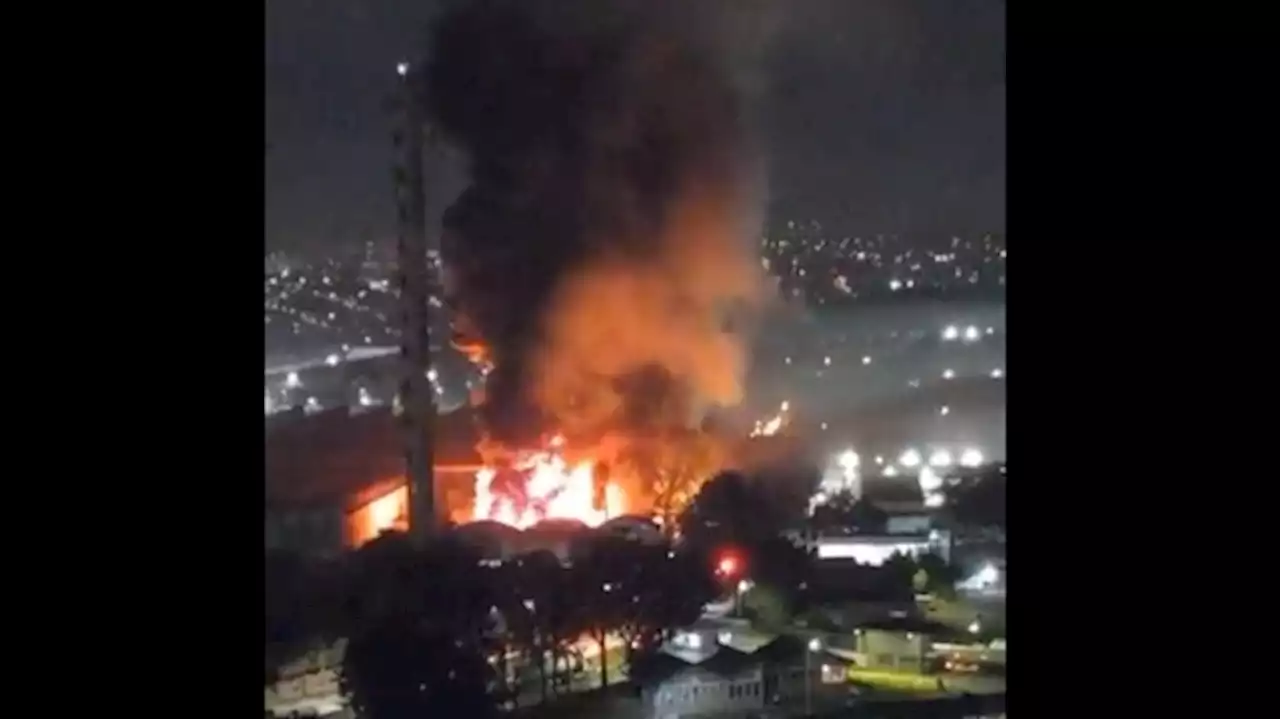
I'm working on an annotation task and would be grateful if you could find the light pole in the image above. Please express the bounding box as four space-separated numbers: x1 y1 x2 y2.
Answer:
735 579 753 616
805 637 822 716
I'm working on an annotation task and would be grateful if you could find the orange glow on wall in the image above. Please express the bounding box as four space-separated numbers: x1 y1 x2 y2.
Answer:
347 485 408 547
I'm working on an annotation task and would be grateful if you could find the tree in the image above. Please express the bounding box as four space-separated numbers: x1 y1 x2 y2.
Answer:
337 531 500 719
574 534 637 688
881 551 918 590
741 582 792 630
678 470 781 549
752 462 822 529
508 550 565 702
266 550 346 683
623 426 723 533
616 542 717 666
945 468 1006 532
515 550 583 697
811 493 889 533
678 473 816 623
915 551 960 599
749 535 815 611
342 620 496 719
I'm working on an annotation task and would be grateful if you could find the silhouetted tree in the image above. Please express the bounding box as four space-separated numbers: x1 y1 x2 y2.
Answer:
574 534 636 688
752 462 822 528
812 493 889 533
338 531 499 719
881 551 919 590
750 534 816 610
503 551 559 703
914 551 960 599
627 427 724 533
944 467 1006 532
517 550 582 696
741 582 791 630
265 550 345 682
678 470 782 549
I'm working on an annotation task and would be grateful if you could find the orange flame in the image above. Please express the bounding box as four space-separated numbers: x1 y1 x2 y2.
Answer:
471 435 626 529
749 400 790 437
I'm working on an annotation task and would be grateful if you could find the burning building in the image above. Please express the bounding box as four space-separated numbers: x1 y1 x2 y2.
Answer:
265 1 789 549
264 407 485 553
423 0 767 530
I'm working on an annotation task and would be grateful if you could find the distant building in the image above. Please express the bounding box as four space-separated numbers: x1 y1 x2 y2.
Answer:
853 616 954 673
806 533 944 565
264 407 483 554
636 631 851 718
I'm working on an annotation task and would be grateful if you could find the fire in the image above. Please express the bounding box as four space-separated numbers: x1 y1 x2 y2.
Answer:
471 435 626 529
749 400 790 437
348 485 409 546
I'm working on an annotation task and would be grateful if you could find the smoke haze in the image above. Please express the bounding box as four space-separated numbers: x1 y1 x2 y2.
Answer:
426 0 767 450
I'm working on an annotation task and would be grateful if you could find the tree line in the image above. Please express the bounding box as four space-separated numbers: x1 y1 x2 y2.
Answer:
265 469 988 718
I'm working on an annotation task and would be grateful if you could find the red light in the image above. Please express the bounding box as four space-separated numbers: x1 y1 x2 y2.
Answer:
717 555 739 576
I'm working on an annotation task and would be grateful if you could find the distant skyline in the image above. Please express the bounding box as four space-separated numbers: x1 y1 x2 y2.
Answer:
266 0 1004 253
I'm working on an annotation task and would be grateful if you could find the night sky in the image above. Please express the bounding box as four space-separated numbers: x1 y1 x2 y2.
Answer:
265 0 1004 254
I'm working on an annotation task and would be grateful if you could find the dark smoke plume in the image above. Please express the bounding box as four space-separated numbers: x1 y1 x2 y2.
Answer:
426 0 765 450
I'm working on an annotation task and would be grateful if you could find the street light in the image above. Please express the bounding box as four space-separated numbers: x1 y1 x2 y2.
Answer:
717 554 740 578
734 579 753 616
805 637 823 715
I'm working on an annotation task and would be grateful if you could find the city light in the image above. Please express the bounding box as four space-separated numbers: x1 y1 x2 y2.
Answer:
942 368 955 380
807 637 823 652
918 466 943 492
681 632 703 650
838 450 859 470
928 450 953 468
899 448 922 468
717 554 740 577
960 448 984 467
883 465 899 477
396 61 409 76
942 325 959 341
285 371 301 389
963 325 980 341
990 368 1004 379
964 562 1001 590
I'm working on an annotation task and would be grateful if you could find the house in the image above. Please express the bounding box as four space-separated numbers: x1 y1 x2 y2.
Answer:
634 646 766 718
853 616 955 673
633 629 852 718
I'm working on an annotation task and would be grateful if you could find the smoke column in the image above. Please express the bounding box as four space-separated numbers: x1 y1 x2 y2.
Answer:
425 0 766 452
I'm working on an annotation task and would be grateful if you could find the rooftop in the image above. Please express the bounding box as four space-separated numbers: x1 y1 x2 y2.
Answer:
264 407 483 509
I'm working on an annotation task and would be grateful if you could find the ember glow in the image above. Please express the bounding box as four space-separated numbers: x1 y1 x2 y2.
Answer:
471 436 626 529
749 400 791 437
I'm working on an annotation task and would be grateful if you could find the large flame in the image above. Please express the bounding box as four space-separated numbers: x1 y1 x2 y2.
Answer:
471 436 626 529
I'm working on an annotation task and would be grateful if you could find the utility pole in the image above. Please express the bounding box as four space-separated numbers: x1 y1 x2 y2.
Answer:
391 61 437 542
